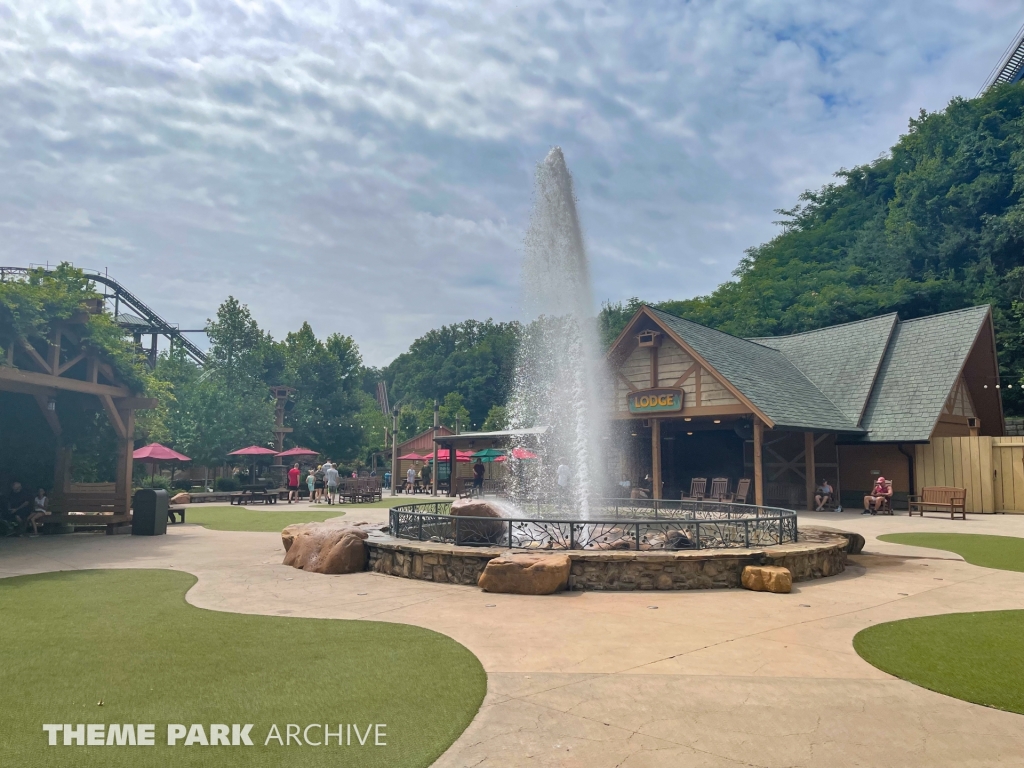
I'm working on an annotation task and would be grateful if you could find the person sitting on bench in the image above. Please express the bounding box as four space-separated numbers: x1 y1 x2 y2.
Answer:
862 477 892 515
814 479 834 511
27 487 50 536
2 481 32 536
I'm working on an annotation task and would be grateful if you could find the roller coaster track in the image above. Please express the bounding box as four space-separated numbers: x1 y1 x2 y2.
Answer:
0 266 207 365
982 23 1024 94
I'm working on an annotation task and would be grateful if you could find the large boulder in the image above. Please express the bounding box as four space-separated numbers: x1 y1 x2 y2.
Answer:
281 523 369 575
170 492 190 505
478 553 571 595
449 497 509 545
741 565 792 594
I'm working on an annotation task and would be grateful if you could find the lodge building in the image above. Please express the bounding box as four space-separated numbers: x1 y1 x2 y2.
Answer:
608 304 1009 511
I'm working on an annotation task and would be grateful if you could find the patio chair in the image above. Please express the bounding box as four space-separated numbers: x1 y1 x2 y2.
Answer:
709 477 730 501
729 479 753 507
681 477 708 501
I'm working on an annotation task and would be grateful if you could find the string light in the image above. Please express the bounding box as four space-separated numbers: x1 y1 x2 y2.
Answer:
713 419 721 424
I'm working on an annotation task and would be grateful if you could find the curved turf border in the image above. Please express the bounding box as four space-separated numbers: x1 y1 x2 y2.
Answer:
182 505 349 532
0 569 486 767
877 533 1024 572
854 610 1024 715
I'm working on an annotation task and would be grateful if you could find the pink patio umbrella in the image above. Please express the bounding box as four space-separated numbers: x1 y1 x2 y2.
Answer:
494 447 539 462
133 443 191 485
429 449 473 462
228 445 278 484
275 446 320 459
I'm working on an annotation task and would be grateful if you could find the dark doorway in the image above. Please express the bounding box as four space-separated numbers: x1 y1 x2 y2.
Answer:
661 426 745 499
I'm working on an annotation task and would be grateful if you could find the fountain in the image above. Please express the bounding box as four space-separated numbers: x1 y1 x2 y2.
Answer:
378 150 850 590
506 147 610 516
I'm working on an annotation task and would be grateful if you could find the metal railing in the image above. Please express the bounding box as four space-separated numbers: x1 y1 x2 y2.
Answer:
390 498 798 551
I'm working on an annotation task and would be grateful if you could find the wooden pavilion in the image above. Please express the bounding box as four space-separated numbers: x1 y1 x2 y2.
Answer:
607 305 1004 510
1 310 155 528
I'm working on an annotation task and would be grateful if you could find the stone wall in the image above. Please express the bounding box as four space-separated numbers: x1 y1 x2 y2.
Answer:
366 532 849 591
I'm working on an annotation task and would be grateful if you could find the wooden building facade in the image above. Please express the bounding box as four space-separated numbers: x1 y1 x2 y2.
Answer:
607 305 1004 510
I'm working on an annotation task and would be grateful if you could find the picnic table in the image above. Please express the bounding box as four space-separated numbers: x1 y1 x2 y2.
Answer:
230 485 279 505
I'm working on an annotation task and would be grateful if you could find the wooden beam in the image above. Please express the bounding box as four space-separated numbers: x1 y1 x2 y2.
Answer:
610 403 752 420
616 371 639 393
0 365 130 398
753 419 764 507
0 379 57 398
57 352 85 376
19 338 52 374
49 328 61 374
671 361 700 389
87 357 98 383
100 395 127 439
805 432 816 511
650 346 659 388
651 418 662 500
33 394 62 436
120 397 159 410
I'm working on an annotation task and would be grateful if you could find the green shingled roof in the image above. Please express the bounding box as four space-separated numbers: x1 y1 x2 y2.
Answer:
643 304 992 442
750 313 897 424
856 306 990 442
649 308 860 433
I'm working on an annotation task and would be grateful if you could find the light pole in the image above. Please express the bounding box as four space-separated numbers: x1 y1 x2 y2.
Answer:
390 406 399 497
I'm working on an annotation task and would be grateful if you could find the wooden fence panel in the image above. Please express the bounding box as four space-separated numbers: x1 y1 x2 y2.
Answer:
915 437 994 513
992 437 1024 512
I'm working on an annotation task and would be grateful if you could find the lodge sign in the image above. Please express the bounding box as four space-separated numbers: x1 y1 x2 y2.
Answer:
628 388 683 414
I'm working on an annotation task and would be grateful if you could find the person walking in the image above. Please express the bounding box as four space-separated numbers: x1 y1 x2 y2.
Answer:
313 464 325 503
324 462 340 505
305 468 316 501
406 466 416 494
472 458 485 495
287 463 300 504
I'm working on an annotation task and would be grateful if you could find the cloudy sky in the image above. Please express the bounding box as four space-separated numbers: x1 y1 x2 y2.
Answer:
2 1 1023 366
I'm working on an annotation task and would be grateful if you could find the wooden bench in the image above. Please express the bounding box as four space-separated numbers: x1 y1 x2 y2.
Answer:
908 486 966 519
229 490 277 505
168 505 186 524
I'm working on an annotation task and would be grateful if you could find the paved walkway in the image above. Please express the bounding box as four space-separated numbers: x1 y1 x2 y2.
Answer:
2 509 1023 767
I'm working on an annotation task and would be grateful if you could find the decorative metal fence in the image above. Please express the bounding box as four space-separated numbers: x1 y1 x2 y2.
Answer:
389 498 798 551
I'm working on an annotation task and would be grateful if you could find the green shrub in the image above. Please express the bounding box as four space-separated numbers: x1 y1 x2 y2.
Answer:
215 477 239 492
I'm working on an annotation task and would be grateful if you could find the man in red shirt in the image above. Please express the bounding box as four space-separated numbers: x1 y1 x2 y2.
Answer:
287 463 301 504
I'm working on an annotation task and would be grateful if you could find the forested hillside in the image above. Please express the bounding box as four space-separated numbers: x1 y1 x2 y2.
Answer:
600 83 1024 414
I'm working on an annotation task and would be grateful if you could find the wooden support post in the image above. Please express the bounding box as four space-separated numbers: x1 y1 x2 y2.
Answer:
651 418 662 500
805 431 816 510
431 400 439 497
114 407 136 516
53 441 71 501
753 419 764 507
650 346 659 388
49 328 61 374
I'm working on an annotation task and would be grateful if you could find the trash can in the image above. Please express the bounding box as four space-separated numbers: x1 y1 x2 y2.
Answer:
132 489 168 536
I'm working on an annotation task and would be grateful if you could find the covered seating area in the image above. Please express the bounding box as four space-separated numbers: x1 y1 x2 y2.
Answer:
606 304 1005 512
1 314 155 532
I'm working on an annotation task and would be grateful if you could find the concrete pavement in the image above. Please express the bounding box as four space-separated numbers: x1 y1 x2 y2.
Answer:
2 507 1023 767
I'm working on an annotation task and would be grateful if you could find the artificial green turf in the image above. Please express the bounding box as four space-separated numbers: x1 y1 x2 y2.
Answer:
854 610 1024 714
0 569 486 767
877 533 1024 572
185 497 426 532
183 505 349 532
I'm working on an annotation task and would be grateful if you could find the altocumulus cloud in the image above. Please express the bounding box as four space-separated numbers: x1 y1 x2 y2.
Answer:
0 0 1021 364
